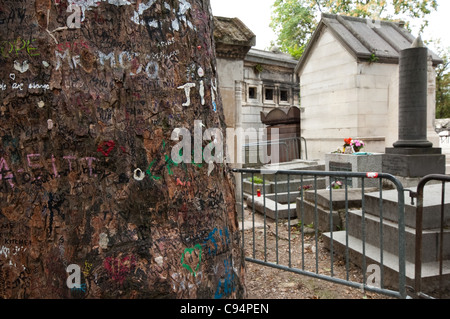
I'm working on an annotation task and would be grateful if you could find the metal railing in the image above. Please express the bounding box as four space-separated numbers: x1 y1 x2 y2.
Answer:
411 174 450 299
234 168 407 299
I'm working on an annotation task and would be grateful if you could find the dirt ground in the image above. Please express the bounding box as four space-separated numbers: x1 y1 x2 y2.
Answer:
241 207 394 300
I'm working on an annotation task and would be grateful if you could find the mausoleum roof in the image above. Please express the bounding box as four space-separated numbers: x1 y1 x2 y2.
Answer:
296 13 443 74
246 48 298 69
213 16 256 59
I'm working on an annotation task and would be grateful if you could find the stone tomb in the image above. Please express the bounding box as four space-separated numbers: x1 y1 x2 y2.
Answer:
296 187 379 232
325 153 383 188
244 160 326 219
323 184 450 295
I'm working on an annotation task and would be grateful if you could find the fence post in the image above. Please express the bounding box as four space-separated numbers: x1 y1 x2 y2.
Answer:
413 174 450 299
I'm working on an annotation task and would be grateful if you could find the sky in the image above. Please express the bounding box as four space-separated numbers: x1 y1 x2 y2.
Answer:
210 0 450 53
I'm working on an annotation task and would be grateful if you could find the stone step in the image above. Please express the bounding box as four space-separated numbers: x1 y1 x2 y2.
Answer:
347 210 450 264
303 188 379 211
295 198 341 232
261 159 323 171
243 176 327 196
242 180 272 197
259 159 325 182
295 188 379 232
323 231 450 295
246 192 298 220
261 166 326 182
245 190 300 205
364 184 450 230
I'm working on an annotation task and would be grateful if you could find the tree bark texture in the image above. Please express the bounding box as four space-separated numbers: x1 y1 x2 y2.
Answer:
0 0 245 299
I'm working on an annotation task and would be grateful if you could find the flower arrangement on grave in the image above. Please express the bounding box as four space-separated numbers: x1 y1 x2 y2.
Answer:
342 138 352 154
331 181 343 189
351 139 365 152
344 138 352 148
299 184 313 191
342 138 365 153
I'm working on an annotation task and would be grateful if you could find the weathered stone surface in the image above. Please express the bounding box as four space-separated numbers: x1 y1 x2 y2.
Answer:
260 107 300 126
383 45 445 178
393 47 432 148
0 0 244 299
325 153 383 188
383 149 446 177
213 16 255 59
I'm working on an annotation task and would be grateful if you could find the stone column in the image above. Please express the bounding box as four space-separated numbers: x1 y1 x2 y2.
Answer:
383 37 445 180
393 39 432 148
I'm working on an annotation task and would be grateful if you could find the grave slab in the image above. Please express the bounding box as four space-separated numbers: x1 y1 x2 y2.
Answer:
296 188 379 232
364 183 450 230
323 231 450 295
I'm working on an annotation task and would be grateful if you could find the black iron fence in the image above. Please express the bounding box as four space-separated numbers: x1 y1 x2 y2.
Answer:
234 168 408 299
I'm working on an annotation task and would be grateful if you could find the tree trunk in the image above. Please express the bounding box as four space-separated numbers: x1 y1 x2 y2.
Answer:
0 0 245 299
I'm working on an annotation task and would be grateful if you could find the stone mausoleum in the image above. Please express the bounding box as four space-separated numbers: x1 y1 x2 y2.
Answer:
295 13 443 161
213 16 300 164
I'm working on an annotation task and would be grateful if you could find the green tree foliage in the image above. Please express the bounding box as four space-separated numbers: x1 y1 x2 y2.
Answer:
270 0 316 59
270 0 439 59
432 41 450 118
